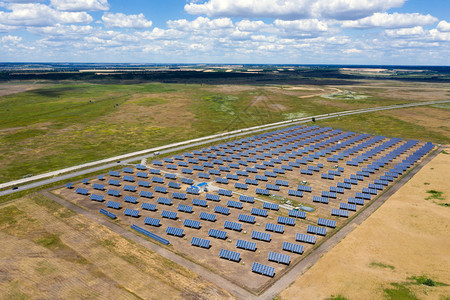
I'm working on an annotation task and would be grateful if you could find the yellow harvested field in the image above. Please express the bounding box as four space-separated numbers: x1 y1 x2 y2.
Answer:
280 151 450 299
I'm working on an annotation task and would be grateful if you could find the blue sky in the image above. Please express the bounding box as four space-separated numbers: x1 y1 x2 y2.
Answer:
0 0 449 65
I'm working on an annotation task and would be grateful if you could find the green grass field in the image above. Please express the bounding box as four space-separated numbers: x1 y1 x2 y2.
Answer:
0 81 448 184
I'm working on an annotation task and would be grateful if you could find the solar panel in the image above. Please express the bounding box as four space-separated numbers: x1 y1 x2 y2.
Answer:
218 189 232 197
227 200 243 209
141 202 157 211
307 225 327 236
331 208 349 218
76 188 89 195
348 197 365 205
123 185 136 192
238 214 256 223
108 179 120 186
296 233 316 244
124 195 138 204
224 220 242 231
355 192 371 200
166 226 184 237
214 205 230 215
322 191 337 198
205 194 220 201
266 184 280 191
282 242 304 254
263 202 279 211
131 224 169 245
289 210 306 219
268 251 290 265
172 192 186 200
191 237 210 249
123 167 134 174
209 228 227 239
90 194 104 202
124 208 139 217
107 189 120 197
183 219 201 229
192 198 207 207
318 217 336 228
215 177 229 184
340 202 357 211
161 210 177 219
265 223 284 233
251 231 271 242
255 188 270 196
330 186 345 194
239 195 254 203
157 197 172 205
93 183 105 190
100 208 116 219
181 178 194 185
66 183 73 189
234 182 248 190
198 172 210 179
313 196 329 204
236 239 257 251
255 175 268 181
136 172 148 178
138 180 150 187
186 187 200 195
251 208 268 217
106 201 121 209
277 216 295 226
199 212 216 222
219 249 240 262
177 204 193 213
109 171 120 177
154 186 168 194
251 262 275 277
144 217 160 227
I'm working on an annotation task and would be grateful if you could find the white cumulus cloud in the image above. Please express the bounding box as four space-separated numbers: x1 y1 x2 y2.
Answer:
185 0 405 20
342 13 438 29
1 34 22 43
102 12 152 29
436 20 450 32
167 16 233 31
50 0 109 12
385 26 426 38
0 3 92 27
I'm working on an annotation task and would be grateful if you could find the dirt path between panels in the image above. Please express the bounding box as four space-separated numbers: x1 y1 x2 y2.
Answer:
278 148 450 300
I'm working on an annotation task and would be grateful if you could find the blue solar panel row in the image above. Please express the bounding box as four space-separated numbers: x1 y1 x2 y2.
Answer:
90 194 104 202
322 191 337 198
313 196 329 204
107 189 120 197
181 178 194 185
296 233 316 244
239 195 254 203
124 208 139 217
251 262 275 277
139 191 153 199
235 182 248 190
340 202 357 211
330 186 345 194
141 202 157 211
138 181 150 188
186 187 199 195
93 183 105 190
132 224 170 245
184 219 201 229
172 192 186 200
238 214 256 223
318 218 336 228
218 189 232 197
263 202 279 211
209 228 227 239
206 194 220 201
100 208 116 219
348 197 365 205
123 167 134 173
277 216 295 226
144 217 160 227
282 242 304 254
109 171 120 177
216 177 229 184
192 198 207 207
355 192 371 200
124 195 137 203
288 190 303 197
362 188 378 195
289 210 306 219
177 204 193 213
161 210 177 219
109 179 120 186
227 200 243 209
166 226 184 237
106 201 121 209
199 212 216 222
265 223 284 233
191 237 210 249
157 197 172 205
224 220 242 231
331 208 349 218
255 188 270 196
168 182 181 189
268 251 290 265
297 185 312 192
219 249 240 262
251 231 271 242
236 239 257 251
154 186 168 194
123 175 135 182
123 185 136 192
307 225 327 236
251 208 268 217
214 205 230 215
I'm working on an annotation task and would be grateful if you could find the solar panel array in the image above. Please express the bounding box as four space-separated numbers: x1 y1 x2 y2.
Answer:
67 123 435 280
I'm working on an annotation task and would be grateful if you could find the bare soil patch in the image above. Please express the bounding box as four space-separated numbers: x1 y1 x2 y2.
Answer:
280 151 450 300
0 82 48 97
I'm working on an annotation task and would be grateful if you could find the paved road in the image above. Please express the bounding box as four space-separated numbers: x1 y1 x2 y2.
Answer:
1 99 448 196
